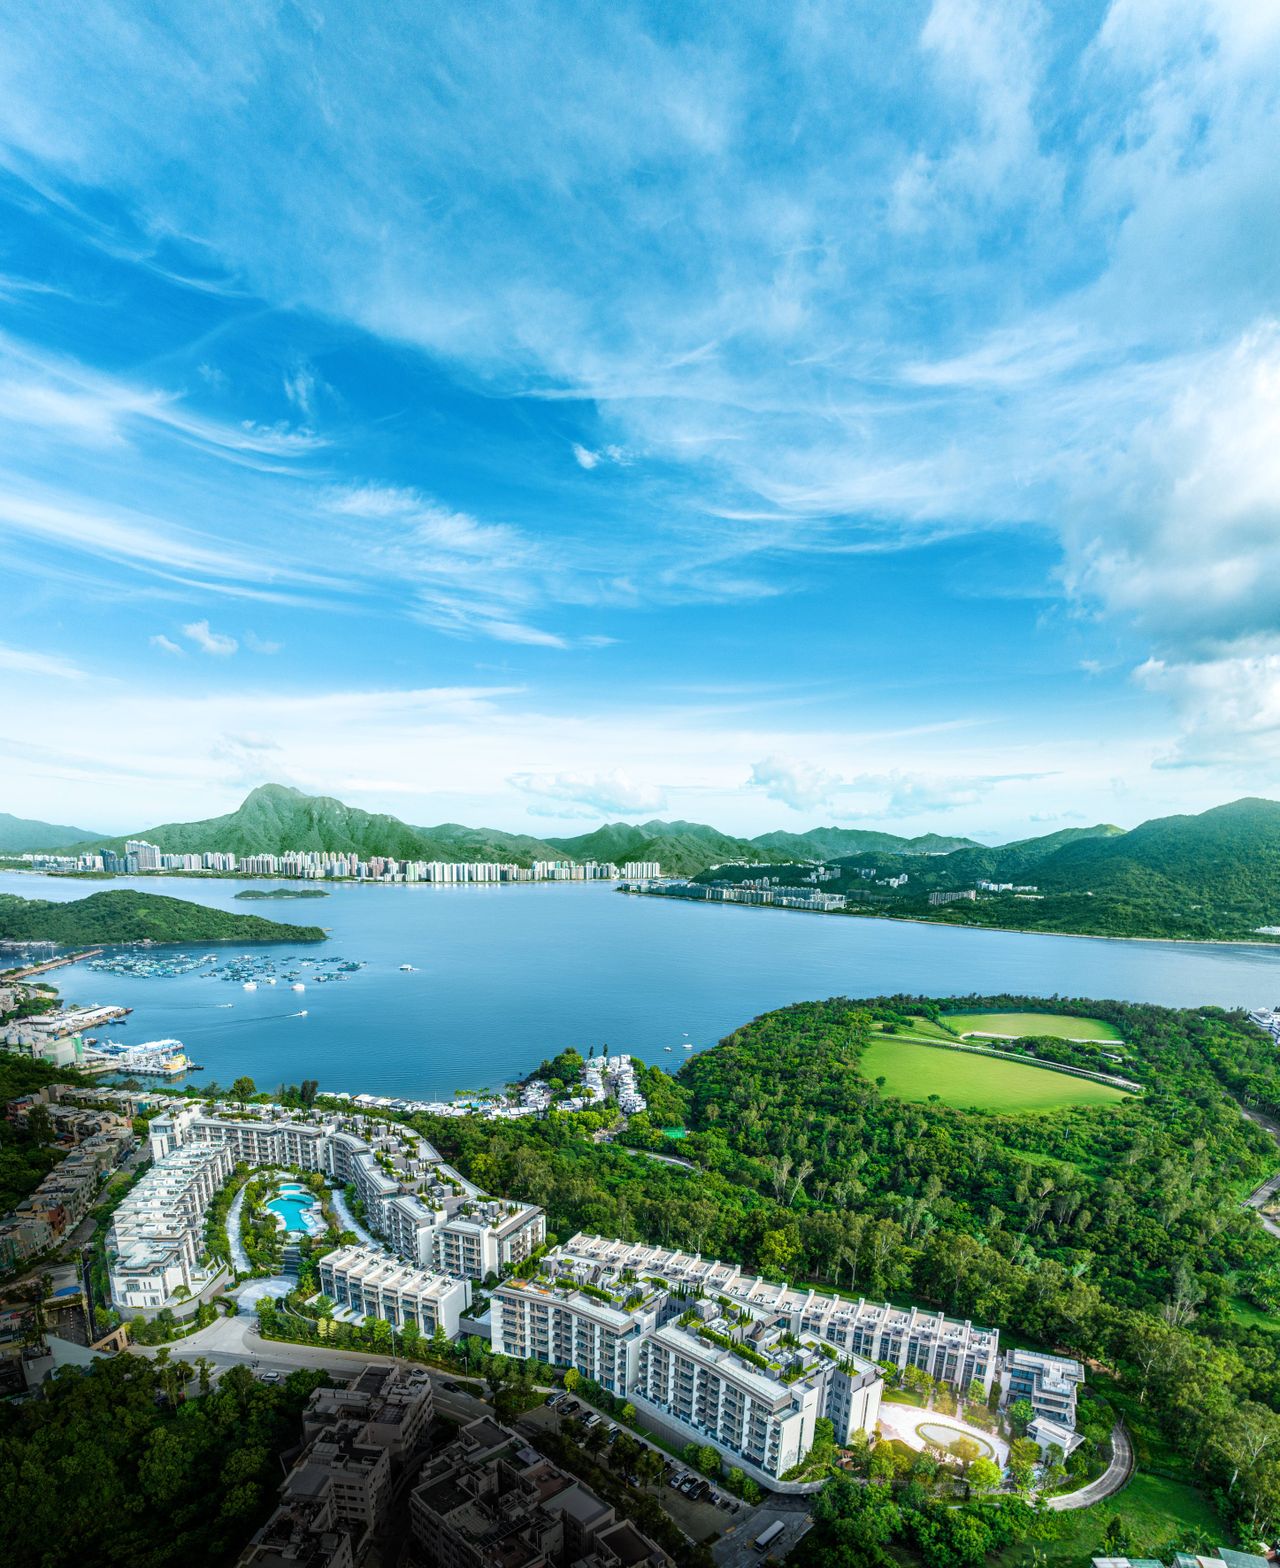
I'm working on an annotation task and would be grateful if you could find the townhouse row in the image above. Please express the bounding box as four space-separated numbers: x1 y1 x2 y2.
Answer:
0 1111 133 1270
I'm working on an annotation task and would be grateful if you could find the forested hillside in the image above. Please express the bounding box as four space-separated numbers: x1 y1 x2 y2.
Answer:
0 812 100 852
411 993 1280 1547
0 890 325 944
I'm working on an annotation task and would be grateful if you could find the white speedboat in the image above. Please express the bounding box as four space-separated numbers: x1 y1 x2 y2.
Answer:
243 981 257 991
292 982 306 991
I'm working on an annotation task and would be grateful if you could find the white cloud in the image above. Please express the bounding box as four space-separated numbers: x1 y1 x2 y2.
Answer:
510 768 667 817
747 755 842 811
282 362 319 418
0 331 325 459
572 442 631 470
0 641 84 680
244 631 282 654
1137 650 1280 770
149 634 184 656
182 619 238 656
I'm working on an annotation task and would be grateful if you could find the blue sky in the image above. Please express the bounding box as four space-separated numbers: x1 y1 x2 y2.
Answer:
2 1 1280 840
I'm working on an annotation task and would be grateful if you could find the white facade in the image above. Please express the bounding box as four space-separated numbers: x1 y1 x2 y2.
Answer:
493 1278 652 1395
493 1256 884 1482
318 1246 471 1337
562 1232 1000 1395
108 1143 233 1311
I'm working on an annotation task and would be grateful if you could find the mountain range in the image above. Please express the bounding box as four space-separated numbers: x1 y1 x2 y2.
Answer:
4 788 1280 932
0 784 981 877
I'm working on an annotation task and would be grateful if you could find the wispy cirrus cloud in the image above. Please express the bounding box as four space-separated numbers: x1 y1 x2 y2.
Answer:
0 640 85 680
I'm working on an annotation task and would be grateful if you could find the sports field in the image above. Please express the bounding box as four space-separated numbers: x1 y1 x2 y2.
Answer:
861 1037 1130 1112
942 1010 1122 1043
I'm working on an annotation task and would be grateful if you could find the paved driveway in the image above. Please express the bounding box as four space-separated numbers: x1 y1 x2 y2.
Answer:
1047 1423 1133 1511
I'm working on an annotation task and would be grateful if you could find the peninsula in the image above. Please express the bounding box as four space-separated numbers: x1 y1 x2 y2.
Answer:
0 890 326 946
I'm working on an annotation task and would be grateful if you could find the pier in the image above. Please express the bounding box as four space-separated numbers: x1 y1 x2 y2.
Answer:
0 947 101 980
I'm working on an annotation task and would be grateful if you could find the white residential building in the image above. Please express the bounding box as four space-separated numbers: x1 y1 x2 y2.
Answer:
561 1233 1000 1395
493 1253 883 1483
108 1143 233 1312
1003 1348 1084 1427
318 1246 471 1338
149 1105 544 1281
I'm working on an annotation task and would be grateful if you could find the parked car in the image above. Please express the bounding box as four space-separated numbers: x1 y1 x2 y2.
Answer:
260 1370 281 1383
563 1400 581 1414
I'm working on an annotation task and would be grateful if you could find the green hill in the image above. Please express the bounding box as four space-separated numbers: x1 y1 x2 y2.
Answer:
0 812 101 853
835 802 1280 938
0 890 326 946
547 819 798 877
753 826 980 859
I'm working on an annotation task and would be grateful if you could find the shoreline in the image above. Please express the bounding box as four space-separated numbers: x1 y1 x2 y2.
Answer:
631 888 1280 952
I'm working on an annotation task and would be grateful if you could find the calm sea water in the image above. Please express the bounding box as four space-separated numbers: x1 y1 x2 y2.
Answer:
6 870 1280 1100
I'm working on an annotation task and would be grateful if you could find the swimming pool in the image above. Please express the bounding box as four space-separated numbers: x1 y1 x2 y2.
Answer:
266 1183 317 1233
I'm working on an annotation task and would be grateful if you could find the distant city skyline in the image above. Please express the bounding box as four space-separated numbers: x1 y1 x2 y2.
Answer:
3 4 1279 840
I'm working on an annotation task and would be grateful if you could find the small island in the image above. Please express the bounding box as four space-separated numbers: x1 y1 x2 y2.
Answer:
234 887 330 901
0 890 327 946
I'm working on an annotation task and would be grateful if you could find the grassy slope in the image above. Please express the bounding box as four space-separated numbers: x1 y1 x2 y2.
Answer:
861 1036 1130 1111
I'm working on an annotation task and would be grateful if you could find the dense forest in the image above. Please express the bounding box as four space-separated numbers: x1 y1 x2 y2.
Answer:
0 890 326 945
405 994 1280 1542
0 1357 327 1566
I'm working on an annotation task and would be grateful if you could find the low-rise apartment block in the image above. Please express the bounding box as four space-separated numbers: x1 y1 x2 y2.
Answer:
150 1104 544 1283
108 1143 233 1311
240 1364 431 1568
493 1249 884 1483
1004 1347 1084 1427
408 1414 672 1568
303 1362 435 1461
562 1233 999 1395
318 1246 471 1338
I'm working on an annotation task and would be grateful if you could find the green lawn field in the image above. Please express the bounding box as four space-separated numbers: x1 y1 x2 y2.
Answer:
942 1009 1122 1042
861 1037 1130 1112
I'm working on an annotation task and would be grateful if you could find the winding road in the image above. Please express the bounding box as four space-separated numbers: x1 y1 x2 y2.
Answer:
1047 1422 1133 1511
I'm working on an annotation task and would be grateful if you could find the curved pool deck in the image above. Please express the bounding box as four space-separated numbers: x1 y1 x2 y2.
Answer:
266 1182 324 1235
